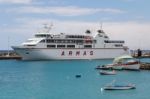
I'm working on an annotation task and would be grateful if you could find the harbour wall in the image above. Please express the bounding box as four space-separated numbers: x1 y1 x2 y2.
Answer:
0 50 150 70
0 50 21 60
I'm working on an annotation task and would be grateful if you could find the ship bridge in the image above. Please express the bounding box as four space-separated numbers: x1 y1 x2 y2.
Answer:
35 33 51 38
22 38 45 46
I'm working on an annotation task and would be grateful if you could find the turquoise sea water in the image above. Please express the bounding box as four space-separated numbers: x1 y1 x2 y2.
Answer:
0 58 150 99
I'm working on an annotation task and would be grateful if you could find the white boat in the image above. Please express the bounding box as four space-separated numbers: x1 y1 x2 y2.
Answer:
112 55 140 70
98 55 140 70
95 65 113 70
103 84 136 90
112 65 124 70
100 70 116 75
103 80 136 90
12 24 129 60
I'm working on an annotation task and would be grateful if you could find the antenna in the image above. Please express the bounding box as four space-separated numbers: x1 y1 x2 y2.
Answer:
7 36 10 57
97 22 104 33
100 22 103 30
43 23 53 33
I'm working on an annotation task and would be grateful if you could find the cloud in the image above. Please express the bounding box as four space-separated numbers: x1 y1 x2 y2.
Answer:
0 0 32 4
104 22 150 49
8 6 125 16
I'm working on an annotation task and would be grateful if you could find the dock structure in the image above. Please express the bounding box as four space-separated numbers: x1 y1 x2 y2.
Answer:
0 56 21 60
0 50 21 60
131 49 150 58
133 55 150 58
140 63 150 70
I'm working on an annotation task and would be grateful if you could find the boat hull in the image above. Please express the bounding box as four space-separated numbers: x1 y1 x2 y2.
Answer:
104 86 136 90
113 64 140 70
112 66 124 70
100 71 116 75
12 46 127 60
123 64 140 70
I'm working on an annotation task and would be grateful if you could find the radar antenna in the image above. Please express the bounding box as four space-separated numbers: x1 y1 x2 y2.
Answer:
43 23 53 33
97 22 104 33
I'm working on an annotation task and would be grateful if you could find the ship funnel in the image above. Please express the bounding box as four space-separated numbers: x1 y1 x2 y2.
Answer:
98 22 105 33
97 30 104 33
85 29 91 35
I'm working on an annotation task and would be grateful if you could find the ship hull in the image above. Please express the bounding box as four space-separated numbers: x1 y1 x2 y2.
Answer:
12 46 128 60
123 64 140 70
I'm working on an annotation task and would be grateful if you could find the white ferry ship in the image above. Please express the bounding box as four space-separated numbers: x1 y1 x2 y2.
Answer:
12 25 129 60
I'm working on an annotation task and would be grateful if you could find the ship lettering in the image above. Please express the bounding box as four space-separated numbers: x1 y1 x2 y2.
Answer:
61 51 65 56
83 51 86 56
69 51 72 56
61 51 94 56
76 51 80 56
90 51 93 55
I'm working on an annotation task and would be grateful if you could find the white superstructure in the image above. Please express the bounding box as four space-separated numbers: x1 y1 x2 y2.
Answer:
12 25 129 60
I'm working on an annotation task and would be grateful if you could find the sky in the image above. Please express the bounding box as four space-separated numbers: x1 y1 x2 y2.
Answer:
0 0 150 50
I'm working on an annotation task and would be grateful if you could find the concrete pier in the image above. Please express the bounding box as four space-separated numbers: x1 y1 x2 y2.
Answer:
131 50 150 58
140 63 150 70
0 56 21 60
0 50 21 60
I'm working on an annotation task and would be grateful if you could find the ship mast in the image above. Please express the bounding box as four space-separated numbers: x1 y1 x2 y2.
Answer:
98 22 104 33
7 36 10 57
100 22 103 30
43 23 53 33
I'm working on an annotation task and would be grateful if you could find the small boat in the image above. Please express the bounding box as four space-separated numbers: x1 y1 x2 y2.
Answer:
100 70 116 75
75 75 81 78
113 55 140 70
95 65 113 70
103 80 136 90
103 84 136 90
112 65 124 70
98 55 140 71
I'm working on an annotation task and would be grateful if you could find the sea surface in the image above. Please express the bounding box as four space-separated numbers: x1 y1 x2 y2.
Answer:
0 58 150 99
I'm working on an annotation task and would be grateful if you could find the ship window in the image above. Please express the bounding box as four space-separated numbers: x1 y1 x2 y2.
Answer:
26 45 36 46
104 40 108 43
98 34 103 37
66 40 75 43
115 44 123 47
75 40 83 43
97 30 104 33
84 45 92 48
67 45 75 48
62 40 66 43
40 39 45 43
35 34 50 37
104 36 108 38
104 40 124 43
85 40 92 43
93 40 97 43
69 40 74 43
57 45 66 48
66 40 70 43
26 52 29 54
47 39 55 43
57 40 63 43
47 45 56 48
66 35 84 38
